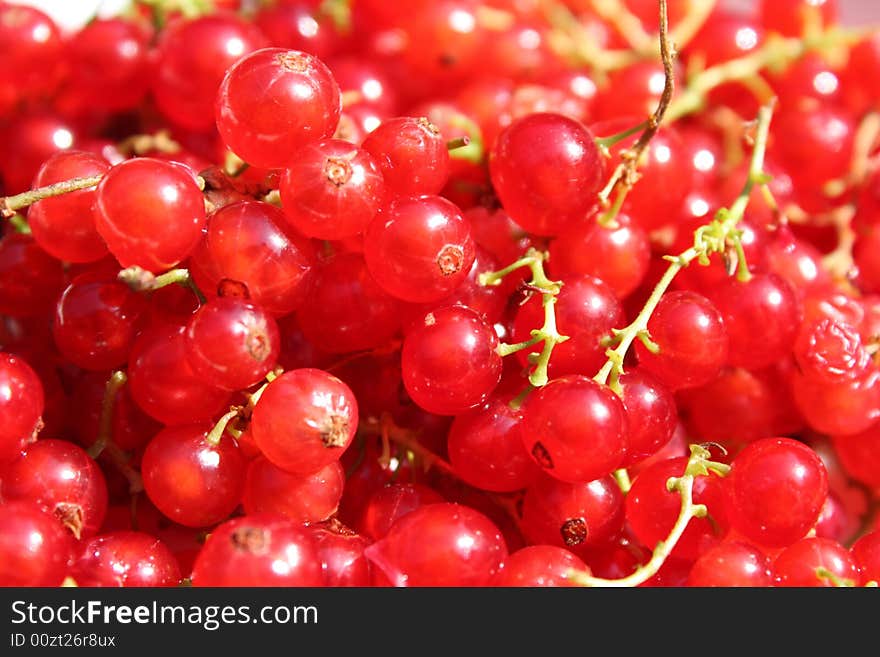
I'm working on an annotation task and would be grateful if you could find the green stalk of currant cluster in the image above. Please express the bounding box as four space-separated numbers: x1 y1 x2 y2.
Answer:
594 100 774 394
478 249 568 390
0 175 104 219
569 444 730 587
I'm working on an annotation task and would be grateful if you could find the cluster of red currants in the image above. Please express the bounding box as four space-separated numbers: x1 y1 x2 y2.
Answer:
1 0 880 588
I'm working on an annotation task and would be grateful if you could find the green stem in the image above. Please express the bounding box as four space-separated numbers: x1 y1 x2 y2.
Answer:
594 102 776 393
7 214 30 234
570 445 718 587
1 175 103 217
206 408 242 447
87 371 128 459
595 120 649 149
612 468 632 494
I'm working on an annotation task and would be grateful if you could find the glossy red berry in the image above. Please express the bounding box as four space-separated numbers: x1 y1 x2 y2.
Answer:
773 537 858 587
2 439 108 540
686 541 773 587
153 14 268 131
626 457 728 561
511 274 623 379
308 520 372 587
0 501 73 586
708 273 800 369
0 233 66 318
128 324 232 426
0 352 44 465
549 214 651 299
296 253 401 353
250 368 358 474
617 369 677 467
95 158 207 272
0 4 63 117
280 138 385 240
850 530 880 585
447 392 540 493
832 425 880 489
243 458 344 524
358 483 445 542
364 503 507 587
402 306 502 416
521 475 624 552
190 201 317 317
490 113 604 236
521 376 628 483
27 150 110 263
493 546 590 587
362 116 449 196
141 424 246 528
184 297 280 391
191 514 324 586
216 48 341 168
364 195 475 303
725 438 828 548
72 531 181 587
635 291 729 391
53 269 148 371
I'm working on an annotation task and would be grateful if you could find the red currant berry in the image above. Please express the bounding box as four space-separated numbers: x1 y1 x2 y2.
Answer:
71 531 181 587
773 537 858 587
686 541 773 587
521 376 628 483
1 438 108 540
242 458 344 524
362 116 449 196
280 138 385 240
364 195 475 304
250 368 358 474
493 545 590 587
358 483 445 541
850 530 880 585
216 48 341 168
95 158 207 272
364 503 507 586
0 501 73 586
191 514 324 586
725 438 828 548
490 113 604 236
0 352 44 465
184 297 280 391
142 424 245 528
308 519 372 587
402 306 502 415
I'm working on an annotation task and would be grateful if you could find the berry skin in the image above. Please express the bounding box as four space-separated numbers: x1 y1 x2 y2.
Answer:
153 14 268 131
1 439 108 540
521 475 625 551
71 531 181 587
53 268 148 371
27 150 110 263
95 158 207 272
128 324 232 426
364 503 507 587
184 297 280 391
773 537 859 587
242 458 344 524
142 424 245 528
308 520 372 587
617 369 677 468
402 306 502 416
850 531 880 585
280 138 385 240
250 369 358 474
190 201 317 317
686 542 773 587
447 392 540 493
216 48 341 168
635 290 729 391
361 116 450 196
708 273 801 370
725 438 829 549
521 376 629 483
364 195 476 304
626 457 728 561
0 352 44 466
358 483 445 541
493 546 590 587
0 501 73 587
191 514 324 586
490 113 605 236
